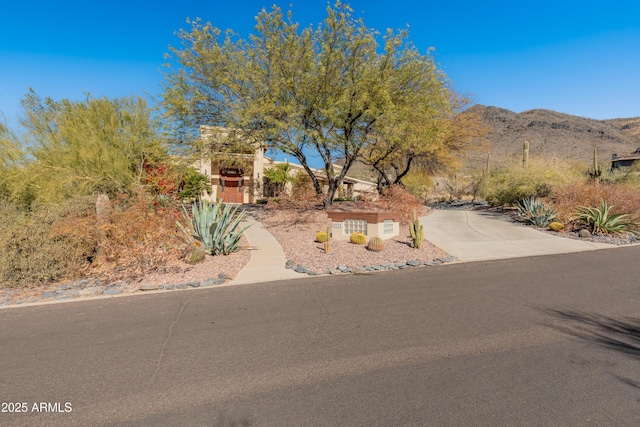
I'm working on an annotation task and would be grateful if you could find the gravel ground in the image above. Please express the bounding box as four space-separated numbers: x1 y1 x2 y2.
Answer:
261 208 450 273
0 238 251 307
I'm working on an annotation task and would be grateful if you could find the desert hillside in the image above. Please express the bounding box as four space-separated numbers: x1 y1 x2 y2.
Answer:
465 105 640 169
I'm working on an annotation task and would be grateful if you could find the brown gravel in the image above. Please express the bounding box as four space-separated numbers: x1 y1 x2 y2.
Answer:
261 207 448 272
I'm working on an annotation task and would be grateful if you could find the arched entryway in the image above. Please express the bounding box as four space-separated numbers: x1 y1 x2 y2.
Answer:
219 167 244 203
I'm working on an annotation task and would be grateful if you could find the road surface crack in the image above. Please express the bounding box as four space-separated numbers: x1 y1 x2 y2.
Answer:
311 283 329 334
149 293 195 384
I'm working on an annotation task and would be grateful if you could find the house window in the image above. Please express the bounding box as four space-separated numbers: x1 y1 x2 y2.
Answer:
384 219 394 235
344 218 367 235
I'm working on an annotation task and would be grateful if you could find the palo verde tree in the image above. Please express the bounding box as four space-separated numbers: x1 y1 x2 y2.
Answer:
364 104 489 192
163 2 463 206
8 90 166 204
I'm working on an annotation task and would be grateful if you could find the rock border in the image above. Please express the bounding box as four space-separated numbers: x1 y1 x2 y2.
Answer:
285 256 458 276
0 273 233 307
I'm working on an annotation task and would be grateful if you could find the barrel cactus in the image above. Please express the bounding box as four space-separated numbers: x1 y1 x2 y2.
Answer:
315 230 329 243
366 236 384 252
350 232 367 245
548 221 564 232
186 240 206 264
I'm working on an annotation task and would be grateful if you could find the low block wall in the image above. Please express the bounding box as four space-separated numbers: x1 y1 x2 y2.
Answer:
326 211 401 241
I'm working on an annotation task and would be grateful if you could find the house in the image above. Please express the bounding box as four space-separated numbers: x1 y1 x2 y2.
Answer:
193 126 376 203
611 148 640 170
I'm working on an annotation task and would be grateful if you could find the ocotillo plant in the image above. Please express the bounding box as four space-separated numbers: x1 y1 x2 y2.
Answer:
523 140 529 168
410 210 423 249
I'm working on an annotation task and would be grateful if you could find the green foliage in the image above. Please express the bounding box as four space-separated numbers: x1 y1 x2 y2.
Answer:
178 166 209 202
402 171 434 200
549 221 564 232
178 199 251 255
366 236 384 252
162 2 459 206
4 90 165 205
264 163 294 186
315 230 329 243
410 210 423 249
482 158 582 206
349 232 367 245
264 162 295 198
574 199 638 235
516 196 557 227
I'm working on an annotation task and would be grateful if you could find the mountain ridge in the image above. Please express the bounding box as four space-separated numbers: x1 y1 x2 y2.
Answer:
466 105 640 167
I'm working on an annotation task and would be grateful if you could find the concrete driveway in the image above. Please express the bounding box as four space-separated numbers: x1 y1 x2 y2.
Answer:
422 210 615 262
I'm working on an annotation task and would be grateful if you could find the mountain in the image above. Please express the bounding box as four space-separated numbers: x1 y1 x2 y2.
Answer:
465 105 640 168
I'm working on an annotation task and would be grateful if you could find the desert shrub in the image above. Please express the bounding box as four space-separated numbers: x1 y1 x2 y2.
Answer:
53 191 186 282
402 171 433 200
177 166 210 202
0 197 97 288
549 180 640 224
482 158 582 206
602 162 640 186
574 199 638 235
516 197 557 227
291 171 316 201
367 185 422 221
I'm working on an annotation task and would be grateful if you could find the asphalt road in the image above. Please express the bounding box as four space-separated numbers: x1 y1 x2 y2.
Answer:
2 247 640 426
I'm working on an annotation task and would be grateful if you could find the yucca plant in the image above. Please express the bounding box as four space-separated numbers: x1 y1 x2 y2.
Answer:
574 199 638 235
516 196 556 227
177 199 251 255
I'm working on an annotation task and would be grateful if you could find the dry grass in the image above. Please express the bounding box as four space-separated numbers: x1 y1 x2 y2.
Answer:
52 191 188 283
0 197 97 288
549 181 640 226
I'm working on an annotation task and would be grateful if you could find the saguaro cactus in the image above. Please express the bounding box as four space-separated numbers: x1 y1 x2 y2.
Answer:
485 153 491 176
410 210 423 249
523 140 529 168
589 147 602 181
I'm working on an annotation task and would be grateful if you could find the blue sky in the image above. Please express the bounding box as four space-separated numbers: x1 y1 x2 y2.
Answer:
1 0 639 131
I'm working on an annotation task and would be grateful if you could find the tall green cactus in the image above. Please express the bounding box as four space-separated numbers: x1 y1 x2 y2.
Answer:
589 147 602 181
523 140 529 168
410 210 423 249
485 153 491 176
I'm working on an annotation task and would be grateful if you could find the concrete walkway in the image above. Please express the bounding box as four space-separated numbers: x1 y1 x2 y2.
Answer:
421 210 615 262
230 217 301 285
231 208 618 285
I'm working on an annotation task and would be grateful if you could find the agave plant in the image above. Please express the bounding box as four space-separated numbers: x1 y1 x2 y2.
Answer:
574 199 638 235
177 199 251 255
516 196 556 227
